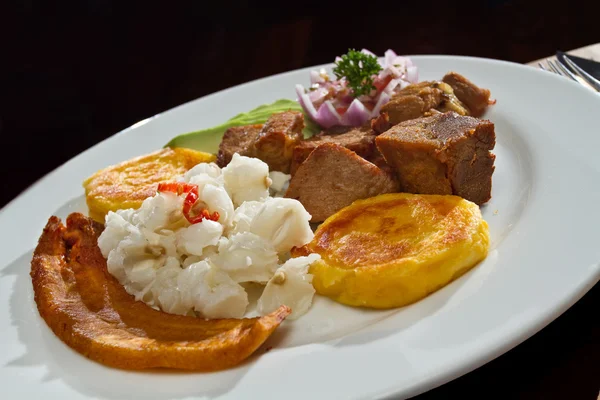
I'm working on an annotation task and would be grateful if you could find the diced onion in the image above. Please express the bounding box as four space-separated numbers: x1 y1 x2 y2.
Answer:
295 84 319 123
341 99 370 126
315 101 343 128
295 49 417 128
384 49 398 67
383 78 402 94
308 87 329 104
406 66 418 83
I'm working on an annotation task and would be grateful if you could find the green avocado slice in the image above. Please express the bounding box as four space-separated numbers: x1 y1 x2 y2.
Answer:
165 99 320 153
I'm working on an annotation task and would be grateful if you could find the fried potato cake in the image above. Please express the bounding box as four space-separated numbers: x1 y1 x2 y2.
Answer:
83 147 215 222
292 193 489 309
31 213 290 371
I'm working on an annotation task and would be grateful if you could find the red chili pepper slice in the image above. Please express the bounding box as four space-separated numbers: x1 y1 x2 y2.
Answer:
157 182 197 196
157 182 220 224
182 190 199 216
187 209 220 224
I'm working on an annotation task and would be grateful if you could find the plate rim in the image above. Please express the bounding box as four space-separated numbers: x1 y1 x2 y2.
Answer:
2 54 599 400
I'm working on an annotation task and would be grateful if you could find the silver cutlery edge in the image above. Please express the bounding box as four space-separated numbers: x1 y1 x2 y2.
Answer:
538 56 600 92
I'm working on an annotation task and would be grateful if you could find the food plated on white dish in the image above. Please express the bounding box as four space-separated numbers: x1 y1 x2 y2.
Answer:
1 50 599 400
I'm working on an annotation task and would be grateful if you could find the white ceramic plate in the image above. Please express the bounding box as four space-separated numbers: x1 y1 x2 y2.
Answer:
1 56 599 400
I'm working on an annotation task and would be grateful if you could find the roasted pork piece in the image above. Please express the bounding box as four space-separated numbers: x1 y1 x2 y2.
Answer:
285 143 399 223
371 81 469 133
371 73 492 133
249 111 304 173
375 111 496 205
442 72 492 117
217 111 304 173
290 124 377 175
217 124 263 167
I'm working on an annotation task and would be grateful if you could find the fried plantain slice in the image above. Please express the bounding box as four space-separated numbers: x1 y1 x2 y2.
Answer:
83 147 216 223
31 213 290 371
292 193 489 309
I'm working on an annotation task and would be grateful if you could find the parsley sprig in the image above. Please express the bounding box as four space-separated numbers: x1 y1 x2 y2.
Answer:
333 49 383 98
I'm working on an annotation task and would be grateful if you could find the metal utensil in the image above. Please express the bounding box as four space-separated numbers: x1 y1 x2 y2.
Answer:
557 52 600 92
538 59 599 92
557 52 600 81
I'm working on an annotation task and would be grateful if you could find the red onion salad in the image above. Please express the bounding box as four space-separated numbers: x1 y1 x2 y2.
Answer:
296 49 418 128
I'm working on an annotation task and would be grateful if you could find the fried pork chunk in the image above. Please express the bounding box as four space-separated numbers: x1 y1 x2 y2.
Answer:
285 143 399 223
217 111 304 173
442 72 492 117
376 111 496 205
249 110 304 173
216 124 263 167
371 81 469 133
290 124 377 175
371 73 492 134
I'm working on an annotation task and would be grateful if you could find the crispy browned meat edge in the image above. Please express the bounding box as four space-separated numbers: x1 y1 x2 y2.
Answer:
30 213 290 371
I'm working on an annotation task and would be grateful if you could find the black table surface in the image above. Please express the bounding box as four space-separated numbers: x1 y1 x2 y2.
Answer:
1 1 599 399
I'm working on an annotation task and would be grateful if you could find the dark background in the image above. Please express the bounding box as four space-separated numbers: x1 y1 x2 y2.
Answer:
1 1 599 398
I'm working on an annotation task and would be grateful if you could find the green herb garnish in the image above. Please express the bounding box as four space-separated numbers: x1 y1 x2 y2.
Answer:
333 49 383 98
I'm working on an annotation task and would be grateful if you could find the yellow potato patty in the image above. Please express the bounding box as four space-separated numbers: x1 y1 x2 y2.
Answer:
292 193 490 309
83 147 215 222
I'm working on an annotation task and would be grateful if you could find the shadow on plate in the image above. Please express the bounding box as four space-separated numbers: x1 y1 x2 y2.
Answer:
265 253 487 352
1 251 253 400
332 248 500 351
333 261 478 348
